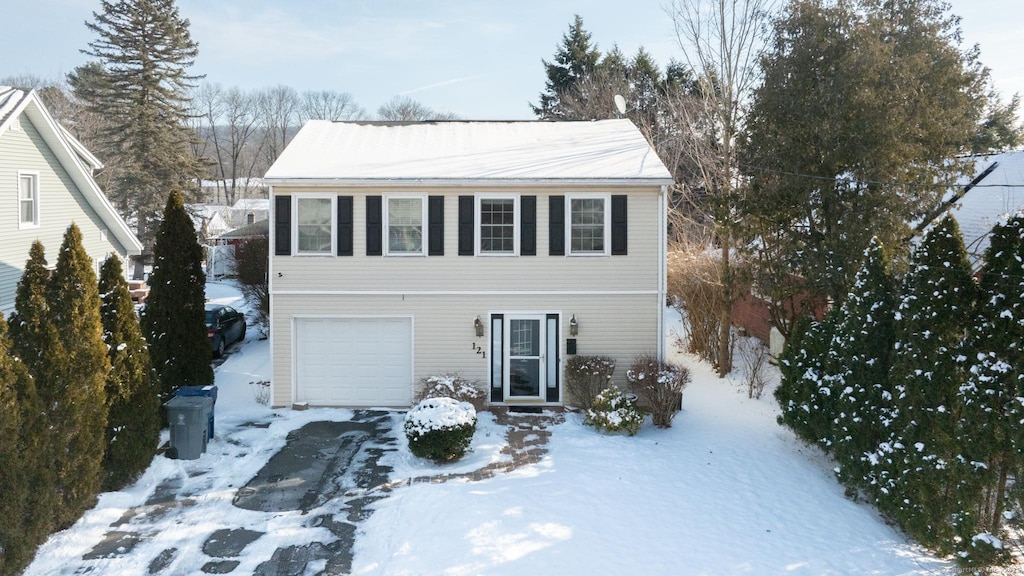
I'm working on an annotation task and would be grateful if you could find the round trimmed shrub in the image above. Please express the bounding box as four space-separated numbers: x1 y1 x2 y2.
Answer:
627 354 690 428
584 386 644 436
564 355 616 410
404 397 477 463
415 373 486 413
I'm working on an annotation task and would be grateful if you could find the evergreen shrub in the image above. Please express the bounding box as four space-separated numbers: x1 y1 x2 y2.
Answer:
415 374 486 413
404 397 477 463
563 355 615 410
626 354 689 428
585 386 643 436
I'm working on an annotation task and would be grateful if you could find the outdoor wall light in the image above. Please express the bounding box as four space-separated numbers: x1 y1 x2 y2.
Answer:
569 314 578 336
474 316 485 337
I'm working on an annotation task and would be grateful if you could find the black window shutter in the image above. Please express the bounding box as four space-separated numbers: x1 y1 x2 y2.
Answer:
548 195 565 256
337 196 353 256
274 195 291 255
611 195 627 255
458 195 474 256
428 196 444 256
521 195 536 256
366 196 382 256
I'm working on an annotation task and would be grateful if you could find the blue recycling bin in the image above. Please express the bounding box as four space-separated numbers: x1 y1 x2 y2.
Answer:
174 385 217 439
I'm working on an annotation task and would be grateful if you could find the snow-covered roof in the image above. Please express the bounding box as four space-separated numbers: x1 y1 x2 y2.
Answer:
264 119 674 185
231 198 270 211
946 150 1024 265
0 86 143 255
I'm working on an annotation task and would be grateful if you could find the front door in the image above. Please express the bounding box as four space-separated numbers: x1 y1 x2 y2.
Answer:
505 315 546 400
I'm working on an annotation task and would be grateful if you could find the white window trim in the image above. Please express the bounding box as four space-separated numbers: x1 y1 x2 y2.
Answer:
18 171 40 229
292 194 336 256
565 193 611 256
384 194 428 257
475 194 519 257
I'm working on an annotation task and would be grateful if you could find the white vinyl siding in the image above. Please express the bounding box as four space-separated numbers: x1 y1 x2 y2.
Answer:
567 194 610 256
270 292 659 408
294 196 334 255
271 186 660 293
386 196 426 256
476 194 518 255
18 171 39 228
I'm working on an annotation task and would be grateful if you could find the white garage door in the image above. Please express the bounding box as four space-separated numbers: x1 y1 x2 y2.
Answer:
295 317 413 406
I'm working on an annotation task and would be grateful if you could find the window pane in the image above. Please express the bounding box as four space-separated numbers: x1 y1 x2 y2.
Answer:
571 198 604 253
19 176 35 224
388 198 423 253
480 198 514 253
297 198 332 253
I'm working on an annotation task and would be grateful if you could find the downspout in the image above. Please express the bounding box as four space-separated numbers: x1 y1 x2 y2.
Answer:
658 184 667 362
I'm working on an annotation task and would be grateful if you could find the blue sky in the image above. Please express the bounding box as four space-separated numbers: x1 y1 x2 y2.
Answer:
2 0 1022 120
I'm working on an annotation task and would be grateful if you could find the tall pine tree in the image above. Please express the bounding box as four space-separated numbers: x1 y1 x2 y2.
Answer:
532 15 601 119
99 254 160 491
42 224 110 528
72 0 204 271
142 188 212 403
8 240 51 375
776 312 840 449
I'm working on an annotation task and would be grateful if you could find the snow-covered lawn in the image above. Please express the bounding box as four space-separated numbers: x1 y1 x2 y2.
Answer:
24 282 955 575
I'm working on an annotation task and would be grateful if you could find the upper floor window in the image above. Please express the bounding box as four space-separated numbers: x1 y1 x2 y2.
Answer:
295 196 334 255
386 196 425 255
18 172 39 228
477 195 518 255
568 195 609 255
246 212 255 225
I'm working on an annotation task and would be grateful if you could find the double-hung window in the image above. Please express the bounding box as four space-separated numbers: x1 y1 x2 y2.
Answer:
18 172 39 228
386 196 426 255
477 195 518 255
295 196 334 255
568 194 610 255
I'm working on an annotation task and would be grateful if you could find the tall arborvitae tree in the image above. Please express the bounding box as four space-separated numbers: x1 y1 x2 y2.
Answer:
0 320 34 575
957 213 1024 563
99 254 160 491
776 312 840 449
7 240 59 544
8 240 50 375
825 239 897 490
868 216 978 553
71 0 204 272
43 224 110 528
142 188 212 403
532 14 601 119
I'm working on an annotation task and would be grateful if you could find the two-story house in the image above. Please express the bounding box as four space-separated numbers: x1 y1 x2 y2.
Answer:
0 87 142 314
264 119 673 408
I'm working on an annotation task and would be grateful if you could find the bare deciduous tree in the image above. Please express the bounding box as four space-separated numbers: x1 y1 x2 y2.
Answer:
377 96 459 121
667 0 772 376
301 89 367 121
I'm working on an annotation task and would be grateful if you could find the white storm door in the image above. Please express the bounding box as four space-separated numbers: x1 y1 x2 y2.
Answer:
504 315 546 400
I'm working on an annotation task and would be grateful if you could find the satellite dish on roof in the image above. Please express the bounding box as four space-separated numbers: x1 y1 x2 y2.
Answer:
614 94 626 116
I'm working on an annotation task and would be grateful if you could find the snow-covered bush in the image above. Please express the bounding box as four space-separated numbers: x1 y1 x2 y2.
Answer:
415 373 486 412
404 397 477 463
626 354 689 428
584 386 643 436
564 355 615 410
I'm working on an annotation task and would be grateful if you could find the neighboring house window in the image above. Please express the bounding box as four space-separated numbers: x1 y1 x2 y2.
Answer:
476 195 518 255
295 196 334 255
567 194 610 255
18 172 39 228
386 196 426 255
246 213 255 225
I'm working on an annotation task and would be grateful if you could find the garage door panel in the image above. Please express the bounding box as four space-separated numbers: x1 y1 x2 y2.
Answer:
296 317 413 406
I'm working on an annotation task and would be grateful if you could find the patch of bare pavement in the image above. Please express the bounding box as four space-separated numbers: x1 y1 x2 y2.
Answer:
81 409 564 576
